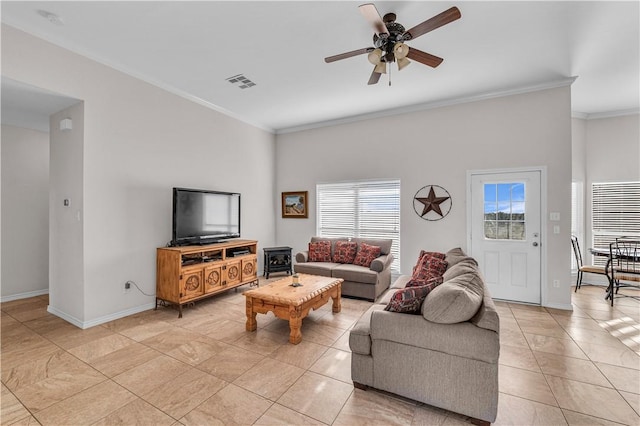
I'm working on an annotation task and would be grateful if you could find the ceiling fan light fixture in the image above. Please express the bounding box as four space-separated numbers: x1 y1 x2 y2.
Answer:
324 4 462 85
393 42 409 59
374 62 387 74
397 57 410 71
367 48 383 65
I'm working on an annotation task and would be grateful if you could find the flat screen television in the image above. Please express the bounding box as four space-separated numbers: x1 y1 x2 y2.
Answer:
172 187 240 246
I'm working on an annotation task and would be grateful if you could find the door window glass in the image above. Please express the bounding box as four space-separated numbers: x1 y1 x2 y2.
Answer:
484 183 525 240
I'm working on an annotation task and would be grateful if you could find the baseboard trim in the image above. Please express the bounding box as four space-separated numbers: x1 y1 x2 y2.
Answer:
1 288 49 303
48 303 156 329
82 303 156 329
47 305 84 328
543 302 574 311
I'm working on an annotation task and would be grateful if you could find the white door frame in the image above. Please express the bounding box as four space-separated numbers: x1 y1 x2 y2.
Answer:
467 166 548 306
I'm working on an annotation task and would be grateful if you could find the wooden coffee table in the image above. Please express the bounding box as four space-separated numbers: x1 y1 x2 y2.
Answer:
244 273 343 344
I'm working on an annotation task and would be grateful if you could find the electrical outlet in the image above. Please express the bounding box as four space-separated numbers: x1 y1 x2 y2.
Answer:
553 280 560 288
124 281 131 293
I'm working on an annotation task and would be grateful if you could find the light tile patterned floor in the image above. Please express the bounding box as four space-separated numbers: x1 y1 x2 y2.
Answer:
1 280 639 425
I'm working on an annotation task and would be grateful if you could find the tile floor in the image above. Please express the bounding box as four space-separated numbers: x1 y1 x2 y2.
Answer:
1 280 639 425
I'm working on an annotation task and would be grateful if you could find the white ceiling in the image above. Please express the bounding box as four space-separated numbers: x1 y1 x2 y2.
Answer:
2 1 639 133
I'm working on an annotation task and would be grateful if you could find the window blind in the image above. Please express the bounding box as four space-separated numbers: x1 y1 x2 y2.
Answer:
317 180 400 272
592 181 640 266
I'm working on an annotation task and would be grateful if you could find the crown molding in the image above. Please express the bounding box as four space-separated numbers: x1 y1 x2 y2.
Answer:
584 108 640 120
276 77 578 134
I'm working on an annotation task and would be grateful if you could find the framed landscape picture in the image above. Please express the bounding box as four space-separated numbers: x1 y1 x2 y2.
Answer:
282 191 308 218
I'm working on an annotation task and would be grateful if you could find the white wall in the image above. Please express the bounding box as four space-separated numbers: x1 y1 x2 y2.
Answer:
1 125 49 300
572 118 587 183
585 114 640 183
583 114 640 264
2 24 277 327
571 118 588 256
49 104 85 322
276 86 573 309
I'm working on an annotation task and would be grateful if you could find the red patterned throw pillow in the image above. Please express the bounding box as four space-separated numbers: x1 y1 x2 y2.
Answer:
408 252 448 287
412 251 446 275
384 285 432 314
353 243 382 267
405 275 444 290
333 241 357 264
308 241 332 262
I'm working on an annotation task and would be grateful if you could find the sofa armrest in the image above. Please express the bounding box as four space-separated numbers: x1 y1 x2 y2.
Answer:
296 251 309 263
370 310 500 363
370 253 394 272
349 305 386 355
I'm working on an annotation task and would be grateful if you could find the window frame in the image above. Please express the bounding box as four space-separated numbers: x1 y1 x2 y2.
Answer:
591 181 640 266
316 179 401 273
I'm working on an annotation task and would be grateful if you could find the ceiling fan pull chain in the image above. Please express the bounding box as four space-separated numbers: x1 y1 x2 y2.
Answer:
389 62 392 86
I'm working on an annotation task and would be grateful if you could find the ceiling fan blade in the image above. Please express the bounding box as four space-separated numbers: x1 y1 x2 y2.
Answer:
368 69 382 85
325 47 374 63
407 47 444 68
404 6 461 40
359 3 389 36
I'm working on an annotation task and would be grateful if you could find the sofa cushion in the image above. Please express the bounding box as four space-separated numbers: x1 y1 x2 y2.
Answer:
443 259 480 282
422 270 484 324
332 264 378 285
412 250 446 275
391 275 411 290
308 241 332 262
353 238 392 255
444 247 478 268
406 275 443 289
353 243 381 267
310 236 344 257
384 285 432 314
293 262 339 277
377 288 396 306
408 253 448 287
332 241 357 264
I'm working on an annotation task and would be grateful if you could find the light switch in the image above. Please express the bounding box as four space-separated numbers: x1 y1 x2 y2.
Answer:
553 225 560 234
550 212 560 221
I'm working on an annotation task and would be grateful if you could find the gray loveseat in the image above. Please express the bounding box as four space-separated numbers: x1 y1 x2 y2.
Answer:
294 237 394 301
349 248 500 425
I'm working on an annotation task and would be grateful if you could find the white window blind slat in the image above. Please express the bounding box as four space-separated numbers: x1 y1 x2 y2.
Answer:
317 180 400 272
592 181 640 266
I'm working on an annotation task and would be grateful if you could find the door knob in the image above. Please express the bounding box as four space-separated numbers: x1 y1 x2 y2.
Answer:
533 242 539 247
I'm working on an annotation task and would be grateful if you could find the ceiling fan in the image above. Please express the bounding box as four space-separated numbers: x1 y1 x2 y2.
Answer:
325 3 461 85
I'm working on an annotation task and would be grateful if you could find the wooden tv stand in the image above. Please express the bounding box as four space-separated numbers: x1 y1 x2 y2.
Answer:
156 239 258 317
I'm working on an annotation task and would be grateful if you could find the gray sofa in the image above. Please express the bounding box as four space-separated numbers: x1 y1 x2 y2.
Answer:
294 237 394 301
349 248 500 425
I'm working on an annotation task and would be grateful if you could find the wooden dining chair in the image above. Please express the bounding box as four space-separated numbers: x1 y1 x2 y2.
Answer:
571 235 607 292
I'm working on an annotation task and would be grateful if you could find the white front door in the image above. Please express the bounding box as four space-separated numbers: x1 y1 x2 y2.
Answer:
470 170 542 304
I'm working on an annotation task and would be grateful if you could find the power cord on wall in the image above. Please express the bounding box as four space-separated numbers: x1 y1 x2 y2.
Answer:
126 280 155 297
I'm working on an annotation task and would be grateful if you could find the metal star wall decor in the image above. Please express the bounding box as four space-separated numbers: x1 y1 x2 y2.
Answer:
413 185 452 221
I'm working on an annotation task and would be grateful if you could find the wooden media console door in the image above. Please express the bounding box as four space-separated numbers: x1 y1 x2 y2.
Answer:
156 239 258 317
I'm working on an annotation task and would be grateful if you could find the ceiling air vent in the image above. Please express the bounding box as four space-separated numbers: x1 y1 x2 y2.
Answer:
226 74 256 89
